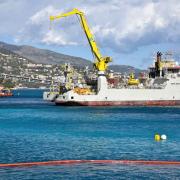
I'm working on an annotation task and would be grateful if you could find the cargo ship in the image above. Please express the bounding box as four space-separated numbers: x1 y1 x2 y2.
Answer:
46 9 180 106
55 52 180 106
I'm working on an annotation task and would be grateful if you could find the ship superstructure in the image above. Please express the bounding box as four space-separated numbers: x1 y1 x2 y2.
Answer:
55 52 180 106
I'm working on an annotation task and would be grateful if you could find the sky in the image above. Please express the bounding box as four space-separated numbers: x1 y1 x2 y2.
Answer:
0 0 180 69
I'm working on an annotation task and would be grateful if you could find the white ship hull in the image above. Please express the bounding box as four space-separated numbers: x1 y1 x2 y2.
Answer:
55 100 180 106
43 92 59 102
55 75 180 106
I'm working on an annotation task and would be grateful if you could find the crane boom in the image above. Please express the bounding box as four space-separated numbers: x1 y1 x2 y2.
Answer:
50 8 112 73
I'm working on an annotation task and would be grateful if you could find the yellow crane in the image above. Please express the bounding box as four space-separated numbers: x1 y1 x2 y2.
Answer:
50 8 112 73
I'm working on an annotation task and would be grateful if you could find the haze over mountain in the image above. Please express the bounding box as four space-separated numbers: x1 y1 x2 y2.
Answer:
0 41 143 74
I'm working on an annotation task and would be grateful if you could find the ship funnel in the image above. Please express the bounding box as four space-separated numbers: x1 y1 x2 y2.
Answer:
157 51 162 62
156 51 163 77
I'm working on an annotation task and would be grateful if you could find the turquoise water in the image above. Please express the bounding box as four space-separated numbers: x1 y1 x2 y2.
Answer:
0 90 180 179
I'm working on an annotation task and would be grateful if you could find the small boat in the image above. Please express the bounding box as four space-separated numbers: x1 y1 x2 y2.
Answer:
0 87 13 97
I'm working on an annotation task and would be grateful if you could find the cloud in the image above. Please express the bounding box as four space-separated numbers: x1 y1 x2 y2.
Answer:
29 6 59 25
17 0 180 54
0 0 40 35
2 0 180 56
42 31 77 45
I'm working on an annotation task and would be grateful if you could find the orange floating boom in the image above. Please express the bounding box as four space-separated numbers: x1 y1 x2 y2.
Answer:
0 160 180 168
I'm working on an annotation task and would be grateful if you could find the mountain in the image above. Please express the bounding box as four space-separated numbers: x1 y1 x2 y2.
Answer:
109 65 144 75
0 41 91 67
0 41 144 73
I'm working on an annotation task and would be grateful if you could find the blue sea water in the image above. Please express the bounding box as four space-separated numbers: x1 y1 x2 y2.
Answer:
0 89 179 179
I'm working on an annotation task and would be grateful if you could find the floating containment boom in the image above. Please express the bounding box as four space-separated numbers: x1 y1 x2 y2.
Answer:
0 160 180 168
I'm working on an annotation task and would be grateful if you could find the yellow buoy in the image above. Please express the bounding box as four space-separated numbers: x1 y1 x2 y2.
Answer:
155 134 161 141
